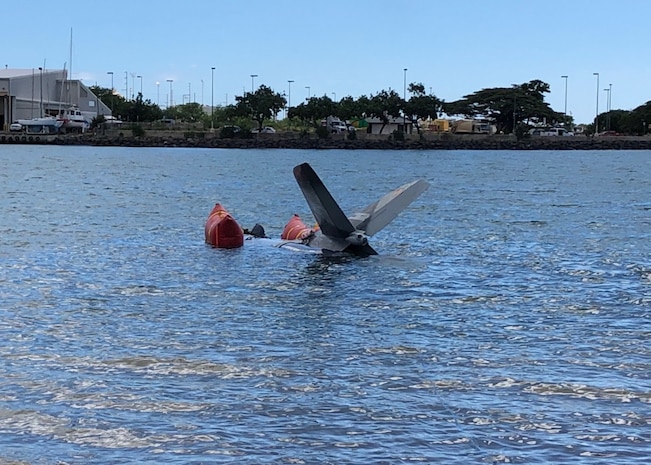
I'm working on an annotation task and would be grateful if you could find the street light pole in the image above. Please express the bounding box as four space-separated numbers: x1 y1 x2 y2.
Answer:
561 75 568 126
287 80 294 122
512 84 518 134
403 68 407 132
167 79 173 108
250 74 258 93
137 75 142 97
107 71 114 113
305 86 310 100
211 67 215 131
156 81 160 107
38 67 43 116
608 83 612 131
604 86 611 131
593 72 599 134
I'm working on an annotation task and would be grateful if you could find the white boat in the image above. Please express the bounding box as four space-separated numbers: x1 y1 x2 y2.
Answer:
16 116 63 134
57 106 90 133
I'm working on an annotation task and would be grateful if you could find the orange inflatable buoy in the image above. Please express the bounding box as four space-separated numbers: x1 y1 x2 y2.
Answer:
205 203 244 249
281 214 317 240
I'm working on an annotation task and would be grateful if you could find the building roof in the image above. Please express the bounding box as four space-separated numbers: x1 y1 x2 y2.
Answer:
0 68 66 79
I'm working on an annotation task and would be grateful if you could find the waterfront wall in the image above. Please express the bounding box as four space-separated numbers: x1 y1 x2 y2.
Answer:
3 130 651 150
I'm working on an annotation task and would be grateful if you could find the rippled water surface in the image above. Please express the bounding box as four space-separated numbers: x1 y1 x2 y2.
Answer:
1 146 650 464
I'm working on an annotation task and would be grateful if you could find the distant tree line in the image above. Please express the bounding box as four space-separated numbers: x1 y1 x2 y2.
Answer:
90 81 651 136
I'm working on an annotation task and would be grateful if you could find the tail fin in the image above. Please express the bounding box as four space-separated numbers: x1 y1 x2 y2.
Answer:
348 179 430 236
292 163 355 239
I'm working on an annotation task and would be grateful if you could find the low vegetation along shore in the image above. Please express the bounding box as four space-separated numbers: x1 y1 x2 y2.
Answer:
3 130 651 150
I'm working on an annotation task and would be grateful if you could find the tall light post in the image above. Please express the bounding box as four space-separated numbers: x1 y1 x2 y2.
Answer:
287 80 294 122
603 87 610 131
608 83 612 131
250 74 258 93
137 75 142 97
593 72 599 135
604 85 612 131
211 67 215 130
167 79 173 108
107 71 114 113
331 92 336 101
305 86 310 100
156 81 160 107
512 83 518 134
561 75 568 126
38 66 43 116
403 68 408 131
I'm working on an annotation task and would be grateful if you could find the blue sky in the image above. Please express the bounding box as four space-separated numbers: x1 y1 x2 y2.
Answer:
4 0 649 124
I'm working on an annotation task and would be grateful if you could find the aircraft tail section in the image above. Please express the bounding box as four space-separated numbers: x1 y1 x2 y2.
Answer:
293 163 355 239
292 162 427 257
348 179 430 236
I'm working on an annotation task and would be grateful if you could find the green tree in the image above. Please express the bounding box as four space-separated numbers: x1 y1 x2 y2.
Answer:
125 93 164 122
232 85 286 131
90 86 163 123
89 85 113 106
444 80 562 133
598 109 627 134
90 85 126 118
404 82 442 133
620 102 651 135
358 90 403 134
337 96 362 122
204 105 233 130
292 95 338 128
169 102 205 123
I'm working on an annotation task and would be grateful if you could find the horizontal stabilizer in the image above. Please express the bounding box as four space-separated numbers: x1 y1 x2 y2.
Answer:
348 179 430 236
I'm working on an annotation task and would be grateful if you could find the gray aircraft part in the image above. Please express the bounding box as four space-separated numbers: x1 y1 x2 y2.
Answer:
292 163 430 257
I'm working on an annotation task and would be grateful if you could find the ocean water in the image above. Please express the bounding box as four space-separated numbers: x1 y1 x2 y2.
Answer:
0 145 650 464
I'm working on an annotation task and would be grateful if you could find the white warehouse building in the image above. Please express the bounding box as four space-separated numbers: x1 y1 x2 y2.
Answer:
0 68 111 131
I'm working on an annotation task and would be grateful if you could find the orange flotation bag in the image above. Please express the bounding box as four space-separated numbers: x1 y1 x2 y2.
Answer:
205 203 244 249
281 214 317 240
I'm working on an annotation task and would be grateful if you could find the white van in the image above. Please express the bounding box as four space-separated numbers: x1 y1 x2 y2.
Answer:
322 116 351 134
529 127 574 137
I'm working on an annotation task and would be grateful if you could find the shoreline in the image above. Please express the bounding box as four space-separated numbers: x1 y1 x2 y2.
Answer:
3 131 651 150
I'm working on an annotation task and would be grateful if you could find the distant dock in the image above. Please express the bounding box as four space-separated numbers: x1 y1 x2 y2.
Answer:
0 132 60 144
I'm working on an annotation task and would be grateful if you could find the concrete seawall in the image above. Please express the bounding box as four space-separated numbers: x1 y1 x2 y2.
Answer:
3 131 651 150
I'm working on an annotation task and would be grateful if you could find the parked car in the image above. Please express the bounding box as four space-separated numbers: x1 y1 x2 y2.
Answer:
104 116 124 127
252 126 276 133
219 125 241 138
9 122 23 132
